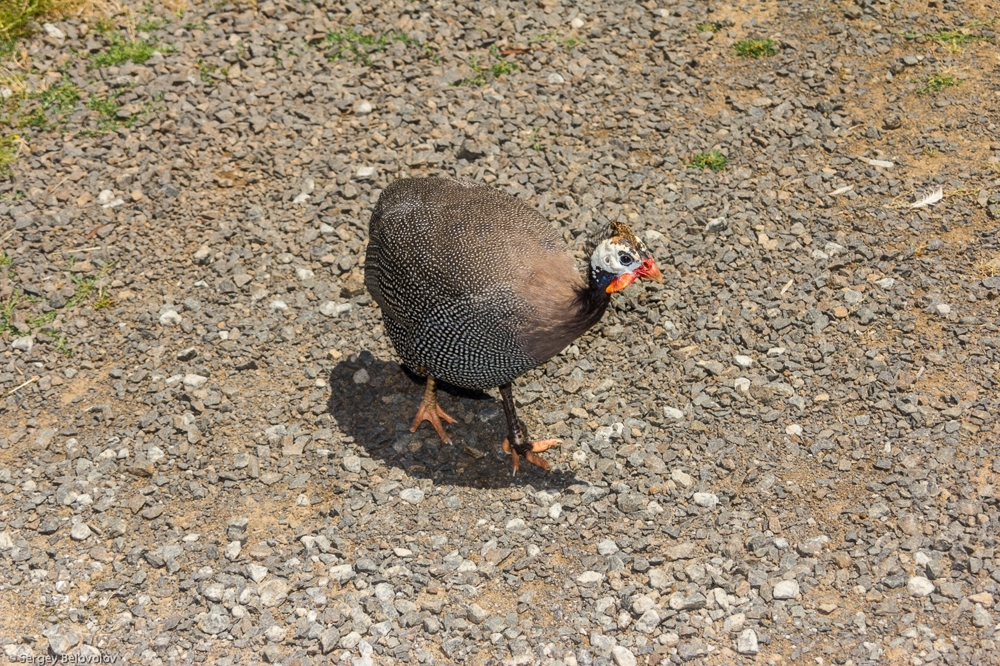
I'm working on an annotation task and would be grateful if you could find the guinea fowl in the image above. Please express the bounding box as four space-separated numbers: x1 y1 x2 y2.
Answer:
364 177 662 473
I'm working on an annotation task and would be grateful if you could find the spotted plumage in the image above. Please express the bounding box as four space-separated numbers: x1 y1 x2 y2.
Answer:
364 177 662 473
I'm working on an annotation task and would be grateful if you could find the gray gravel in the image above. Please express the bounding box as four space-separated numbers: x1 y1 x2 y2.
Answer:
2 0 1000 665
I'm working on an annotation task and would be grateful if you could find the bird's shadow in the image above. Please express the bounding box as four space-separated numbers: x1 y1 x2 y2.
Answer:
326 352 581 490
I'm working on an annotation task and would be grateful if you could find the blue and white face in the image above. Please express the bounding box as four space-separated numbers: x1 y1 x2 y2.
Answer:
590 233 662 293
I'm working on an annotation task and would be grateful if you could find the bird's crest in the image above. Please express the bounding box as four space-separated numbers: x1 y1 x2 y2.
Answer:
591 220 648 255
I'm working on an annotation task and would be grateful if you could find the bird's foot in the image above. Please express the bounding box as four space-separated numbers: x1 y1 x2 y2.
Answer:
502 438 560 475
410 398 456 445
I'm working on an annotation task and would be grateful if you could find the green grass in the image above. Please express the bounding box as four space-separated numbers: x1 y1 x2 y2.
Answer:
918 73 960 96
452 46 518 87
0 134 21 176
322 28 437 65
137 17 165 33
0 0 90 54
88 34 155 69
733 38 778 58
903 28 988 51
83 88 160 134
694 22 721 33
529 32 586 49
0 260 114 353
687 151 728 172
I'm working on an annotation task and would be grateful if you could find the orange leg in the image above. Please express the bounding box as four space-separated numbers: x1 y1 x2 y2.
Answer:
498 383 559 475
410 376 456 444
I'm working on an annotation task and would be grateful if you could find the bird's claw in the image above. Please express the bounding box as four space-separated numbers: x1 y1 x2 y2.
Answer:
502 438 561 475
410 400 456 445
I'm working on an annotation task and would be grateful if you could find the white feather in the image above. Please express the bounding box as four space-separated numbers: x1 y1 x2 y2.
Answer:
829 185 854 196
910 185 943 209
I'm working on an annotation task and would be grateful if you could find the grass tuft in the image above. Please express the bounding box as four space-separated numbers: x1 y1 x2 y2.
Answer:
452 46 518 87
687 151 728 172
88 34 155 68
0 134 22 176
0 0 96 50
323 28 436 65
733 38 777 58
918 73 960 96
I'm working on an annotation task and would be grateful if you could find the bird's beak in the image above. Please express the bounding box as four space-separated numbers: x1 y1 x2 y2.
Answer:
605 256 663 293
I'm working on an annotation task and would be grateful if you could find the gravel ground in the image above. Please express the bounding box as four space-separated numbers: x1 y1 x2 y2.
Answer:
2 0 1000 664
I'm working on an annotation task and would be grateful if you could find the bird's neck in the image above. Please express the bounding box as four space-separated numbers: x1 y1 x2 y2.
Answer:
569 268 613 333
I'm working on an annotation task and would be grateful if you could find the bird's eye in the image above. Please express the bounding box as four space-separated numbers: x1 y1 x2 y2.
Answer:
619 252 634 266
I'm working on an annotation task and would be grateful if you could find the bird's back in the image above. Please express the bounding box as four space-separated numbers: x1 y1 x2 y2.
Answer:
365 177 582 389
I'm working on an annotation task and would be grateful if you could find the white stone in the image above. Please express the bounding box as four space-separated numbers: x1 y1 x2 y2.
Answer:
773 580 800 599
736 629 759 654
785 424 803 436
908 576 935 597
159 310 181 326
693 492 719 508
876 277 896 289
269 299 288 312
224 540 241 560
935 303 951 315
399 488 424 504
611 645 637 666
547 72 565 85
295 267 315 281
97 189 115 204
506 518 526 530
265 625 286 642
671 469 694 487
258 578 289 607
734 354 753 367
292 192 310 204
724 613 746 632
43 22 66 40
663 406 685 420
356 166 377 180
183 374 208 388
355 101 374 115
70 522 92 540
12 336 33 352
767 347 786 357
734 377 751 394
570 17 585 29
597 539 619 555
548 503 562 519
247 564 268 583
319 301 353 317
577 571 603 586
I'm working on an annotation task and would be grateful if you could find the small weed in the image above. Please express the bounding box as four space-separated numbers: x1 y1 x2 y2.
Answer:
93 16 115 34
0 134 21 176
89 34 155 69
35 80 81 113
904 28 987 51
325 29 388 64
687 150 728 172
923 146 938 158
323 28 438 64
918 73 960 96
0 0 94 47
195 59 224 82
694 22 721 33
184 18 207 31
137 17 165 32
530 32 585 49
0 261 114 353
17 106 48 129
453 46 518 87
733 38 778 58
51 331 73 356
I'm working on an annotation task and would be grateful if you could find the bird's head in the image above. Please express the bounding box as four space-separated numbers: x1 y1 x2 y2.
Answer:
589 221 663 293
